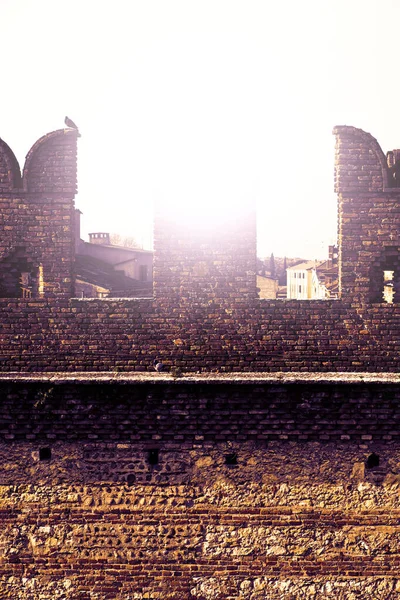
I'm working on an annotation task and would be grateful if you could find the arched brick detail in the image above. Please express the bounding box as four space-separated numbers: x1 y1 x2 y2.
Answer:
333 125 389 193
0 138 22 191
334 126 400 302
23 129 78 195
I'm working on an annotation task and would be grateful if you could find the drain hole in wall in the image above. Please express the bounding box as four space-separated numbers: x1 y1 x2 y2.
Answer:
148 449 159 466
366 453 380 469
39 447 51 461
225 453 238 466
127 474 136 486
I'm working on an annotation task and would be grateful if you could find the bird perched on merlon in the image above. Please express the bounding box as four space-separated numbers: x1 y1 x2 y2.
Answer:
64 116 79 133
153 359 164 372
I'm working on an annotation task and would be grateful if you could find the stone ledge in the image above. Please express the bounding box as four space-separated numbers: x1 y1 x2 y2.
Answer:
70 297 154 302
1 372 400 385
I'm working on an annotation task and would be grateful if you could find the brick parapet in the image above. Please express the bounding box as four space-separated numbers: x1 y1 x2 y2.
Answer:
333 125 388 194
22 129 78 195
0 138 22 191
334 126 400 302
0 129 78 299
153 206 257 303
0 297 400 371
1 126 400 371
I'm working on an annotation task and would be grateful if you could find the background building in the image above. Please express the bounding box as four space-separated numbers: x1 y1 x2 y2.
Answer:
286 246 338 299
75 213 153 297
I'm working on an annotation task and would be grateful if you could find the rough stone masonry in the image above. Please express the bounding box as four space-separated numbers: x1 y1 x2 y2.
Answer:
0 126 400 598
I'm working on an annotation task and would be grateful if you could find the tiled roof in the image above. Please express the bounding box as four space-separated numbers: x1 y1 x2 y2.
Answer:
89 243 152 255
75 255 152 297
286 260 323 271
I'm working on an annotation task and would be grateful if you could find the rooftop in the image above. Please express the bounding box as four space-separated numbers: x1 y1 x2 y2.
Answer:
286 260 324 271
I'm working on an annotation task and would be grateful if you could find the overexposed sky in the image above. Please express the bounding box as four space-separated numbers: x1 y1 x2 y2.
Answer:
1 0 399 258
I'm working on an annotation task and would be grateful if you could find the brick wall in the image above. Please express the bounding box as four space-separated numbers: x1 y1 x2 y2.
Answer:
334 125 400 304
0 126 399 371
0 130 77 299
0 126 398 371
1 123 400 598
153 202 257 303
0 376 399 599
0 375 399 442
1 297 400 372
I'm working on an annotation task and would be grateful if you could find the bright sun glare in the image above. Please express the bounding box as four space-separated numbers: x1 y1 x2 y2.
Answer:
5 0 393 259
156 193 255 231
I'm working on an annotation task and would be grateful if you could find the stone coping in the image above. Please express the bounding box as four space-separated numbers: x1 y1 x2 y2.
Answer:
70 297 154 302
0 372 400 385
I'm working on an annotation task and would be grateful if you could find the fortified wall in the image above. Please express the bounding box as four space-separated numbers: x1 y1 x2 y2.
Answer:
0 127 400 599
0 126 399 371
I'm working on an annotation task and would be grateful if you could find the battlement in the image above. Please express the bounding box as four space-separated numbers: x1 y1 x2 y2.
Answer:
0 126 398 371
1 126 400 598
0 129 78 299
0 129 78 195
333 126 400 304
153 203 257 302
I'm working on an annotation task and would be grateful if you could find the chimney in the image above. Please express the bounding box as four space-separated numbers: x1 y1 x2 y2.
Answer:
89 232 110 245
328 245 338 268
74 209 82 254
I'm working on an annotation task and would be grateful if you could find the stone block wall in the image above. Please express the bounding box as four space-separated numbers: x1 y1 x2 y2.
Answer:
0 376 400 599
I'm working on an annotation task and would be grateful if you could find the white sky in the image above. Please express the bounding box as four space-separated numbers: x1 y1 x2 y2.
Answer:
1 0 400 258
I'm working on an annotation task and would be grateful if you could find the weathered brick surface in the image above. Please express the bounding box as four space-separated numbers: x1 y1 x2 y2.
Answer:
334 125 400 304
0 130 77 299
1 126 400 596
153 206 257 302
0 378 400 443
0 379 399 598
0 126 399 371
1 297 400 371
0 137 22 190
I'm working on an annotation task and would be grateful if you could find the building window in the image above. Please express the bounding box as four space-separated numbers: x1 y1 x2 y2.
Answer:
20 272 32 298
